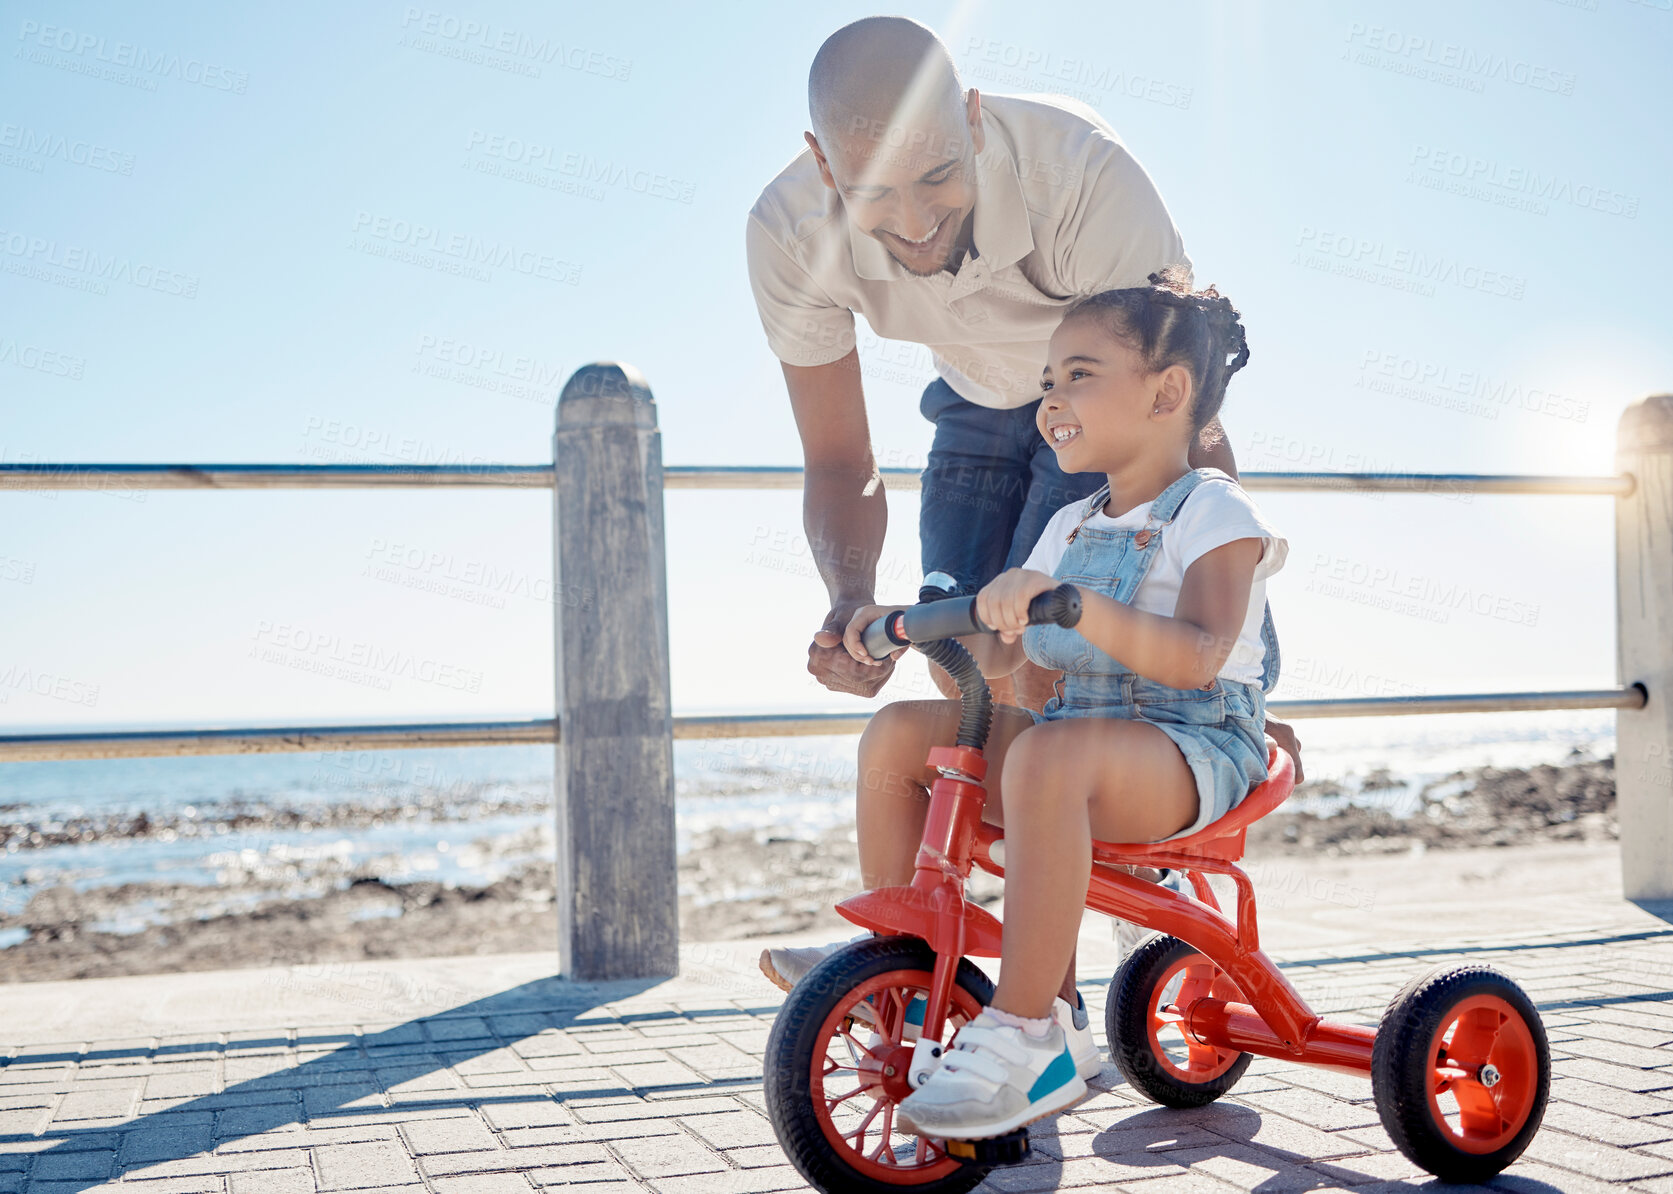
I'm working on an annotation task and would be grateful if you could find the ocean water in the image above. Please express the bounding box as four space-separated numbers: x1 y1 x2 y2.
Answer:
0 708 1617 939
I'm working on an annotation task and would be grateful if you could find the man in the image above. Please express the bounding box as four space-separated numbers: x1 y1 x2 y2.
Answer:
748 17 1299 772
745 16 1302 992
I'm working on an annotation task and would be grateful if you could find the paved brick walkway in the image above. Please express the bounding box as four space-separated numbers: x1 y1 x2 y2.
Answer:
3 857 1672 1192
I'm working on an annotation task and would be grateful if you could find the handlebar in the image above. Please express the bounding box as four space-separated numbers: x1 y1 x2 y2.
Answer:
859 584 1082 661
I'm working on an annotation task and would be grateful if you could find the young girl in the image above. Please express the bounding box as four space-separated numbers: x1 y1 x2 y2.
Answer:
860 268 1288 1139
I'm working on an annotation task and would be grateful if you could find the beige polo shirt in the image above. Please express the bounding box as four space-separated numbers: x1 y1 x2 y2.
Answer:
745 92 1191 410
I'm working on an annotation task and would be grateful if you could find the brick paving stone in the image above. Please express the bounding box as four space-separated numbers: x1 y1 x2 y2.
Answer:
523 1159 639 1186
1238 1088 1382 1131
425 1020 494 1044
1521 1127 1673 1182
610 1132 727 1179
134 1146 311 1177
1555 1055 1673 1093
52 1085 138 1121
478 1100 569 1131
1542 1097 1673 1146
118 1123 217 1164
644 1170 804 1194
399 1114 498 1154
417 1149 524 1177
606 1061 706 1090
117 1178 229 1193
28 1148 115 1181
719 1144 787 1169
428 1176 535 1193
229 1168 315 1193
682 1110 777 1151
566 1097 742 1123
499 1142 611 1166
1548 1075 1673 1118
314 1140 420 1190
509 1036 583 1060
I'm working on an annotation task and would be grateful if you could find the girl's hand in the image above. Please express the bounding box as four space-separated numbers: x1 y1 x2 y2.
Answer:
840 604 909 664
976 568 1061 643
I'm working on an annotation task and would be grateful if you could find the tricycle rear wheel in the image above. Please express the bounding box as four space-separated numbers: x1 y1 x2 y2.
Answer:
1371 964 1549 1183
1107 934 1253 1107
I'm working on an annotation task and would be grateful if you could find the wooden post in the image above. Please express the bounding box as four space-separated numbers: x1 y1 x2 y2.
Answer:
1616 394 1673 902
553 363 678 978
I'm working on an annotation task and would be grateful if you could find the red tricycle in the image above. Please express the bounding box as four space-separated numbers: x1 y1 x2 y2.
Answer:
764 587 1550 1193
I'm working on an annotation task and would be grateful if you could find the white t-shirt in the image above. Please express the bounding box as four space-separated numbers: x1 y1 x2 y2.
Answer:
1021 477 1288 686
745 92 1190 409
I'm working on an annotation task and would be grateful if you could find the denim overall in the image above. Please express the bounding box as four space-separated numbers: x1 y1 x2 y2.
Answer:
1021 468 1279 840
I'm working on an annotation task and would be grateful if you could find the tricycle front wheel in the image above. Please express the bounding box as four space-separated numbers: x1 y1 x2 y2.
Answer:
764 936 996 1194
1371 964 1549 1183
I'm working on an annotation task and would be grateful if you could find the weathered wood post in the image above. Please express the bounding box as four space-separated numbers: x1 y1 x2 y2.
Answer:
553 363 678 978
1616 394 1673 901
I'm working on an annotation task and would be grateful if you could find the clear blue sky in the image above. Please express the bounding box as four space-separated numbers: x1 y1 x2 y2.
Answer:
1 0 1668 730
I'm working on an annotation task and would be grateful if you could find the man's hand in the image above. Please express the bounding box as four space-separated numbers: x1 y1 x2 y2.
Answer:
1266 718 1305 785
808 601 899 697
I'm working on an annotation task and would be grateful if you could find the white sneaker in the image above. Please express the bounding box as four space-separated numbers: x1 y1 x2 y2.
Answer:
1055 994 1101 1080
896 1010 1087 1139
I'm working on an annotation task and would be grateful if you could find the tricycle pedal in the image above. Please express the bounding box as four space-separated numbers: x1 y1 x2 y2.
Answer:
943 1128 1029 1166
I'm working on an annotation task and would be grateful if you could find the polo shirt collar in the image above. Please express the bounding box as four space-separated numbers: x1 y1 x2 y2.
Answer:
847 110 1034 283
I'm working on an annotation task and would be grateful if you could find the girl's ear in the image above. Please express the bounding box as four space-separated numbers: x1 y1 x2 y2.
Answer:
1152 363 1194 418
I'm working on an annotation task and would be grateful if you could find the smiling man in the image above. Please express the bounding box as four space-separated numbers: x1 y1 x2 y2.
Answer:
745 17 1297 770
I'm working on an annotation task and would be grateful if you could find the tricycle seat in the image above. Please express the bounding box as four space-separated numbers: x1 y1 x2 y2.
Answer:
1091 739 1296 865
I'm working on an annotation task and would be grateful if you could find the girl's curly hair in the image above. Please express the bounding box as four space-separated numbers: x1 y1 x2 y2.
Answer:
1062 265 1250 441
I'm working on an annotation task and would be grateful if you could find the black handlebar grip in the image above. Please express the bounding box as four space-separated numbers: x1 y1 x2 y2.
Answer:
1027 583 1082 629
859 609 910 660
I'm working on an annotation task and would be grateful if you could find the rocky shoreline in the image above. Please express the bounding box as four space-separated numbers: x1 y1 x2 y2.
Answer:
0 754 1619 983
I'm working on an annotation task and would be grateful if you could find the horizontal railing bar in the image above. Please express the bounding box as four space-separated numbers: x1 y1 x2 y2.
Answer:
0 687 1643 761
0 464 553 489
0 463 1635 497
0 719 559 761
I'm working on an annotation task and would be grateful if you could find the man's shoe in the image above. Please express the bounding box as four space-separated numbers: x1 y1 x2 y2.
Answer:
896 1010 1087 1140
1055 993 1100 1080
758 934 870 994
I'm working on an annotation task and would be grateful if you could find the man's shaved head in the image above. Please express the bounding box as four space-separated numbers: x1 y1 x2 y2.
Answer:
808 16 964 149
804 17 982 277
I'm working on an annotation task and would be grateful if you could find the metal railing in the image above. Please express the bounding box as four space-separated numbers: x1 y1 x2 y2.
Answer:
3 363 1670 978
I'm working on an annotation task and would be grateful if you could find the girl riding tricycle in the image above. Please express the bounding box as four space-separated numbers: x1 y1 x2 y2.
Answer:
761 270 1550 1192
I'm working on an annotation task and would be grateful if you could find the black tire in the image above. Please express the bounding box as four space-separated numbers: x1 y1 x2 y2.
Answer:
1371 964 1550 1183
764 936 996 1194
1107 934 1253 1107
